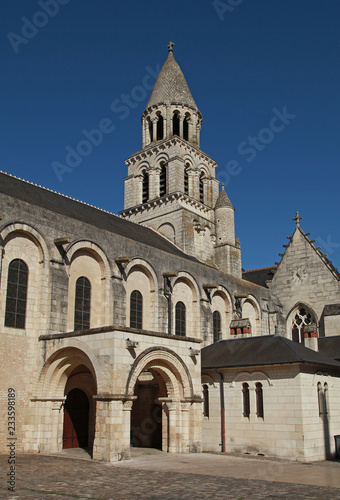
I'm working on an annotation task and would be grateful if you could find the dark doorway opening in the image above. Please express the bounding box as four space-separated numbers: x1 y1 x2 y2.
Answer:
131 373 163 449
63 388 89 449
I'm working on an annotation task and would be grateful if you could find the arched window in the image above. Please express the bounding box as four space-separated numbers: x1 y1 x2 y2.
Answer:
5 258 29 329
183 116 189 140
317 382 323 416
292 306 316 343
242 383 250 418
255 382 264 418
142 171 149 203
130 290 143 329
184 167 189 195
157 115 163 140
148 118 153 142
199 172 204 203
175 301 186 336
173 112 180 136
213 311 221 343
203 384 209 417
74 276 91 331
160 163 167 197
324 382 329 415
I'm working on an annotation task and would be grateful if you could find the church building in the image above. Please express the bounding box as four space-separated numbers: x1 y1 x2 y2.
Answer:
1 44 340 462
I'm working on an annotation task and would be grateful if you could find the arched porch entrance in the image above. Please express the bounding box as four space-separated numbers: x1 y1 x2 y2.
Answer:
126 347 201 454
34 345 98 455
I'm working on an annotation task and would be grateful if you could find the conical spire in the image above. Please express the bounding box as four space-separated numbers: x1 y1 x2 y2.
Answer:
146 42 198 110
215 184 234 209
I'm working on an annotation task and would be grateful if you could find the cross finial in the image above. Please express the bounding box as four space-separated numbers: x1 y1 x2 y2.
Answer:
168 41 174 53
293 211 302 226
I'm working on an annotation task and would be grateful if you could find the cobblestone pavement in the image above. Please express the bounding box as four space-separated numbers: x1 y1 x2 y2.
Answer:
1 452 340 500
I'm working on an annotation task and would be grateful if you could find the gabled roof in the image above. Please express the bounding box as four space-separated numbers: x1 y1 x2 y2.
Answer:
0 171 200 261
242 266 277 287
201 335 340 370
274 225 340 281
146 50 198 111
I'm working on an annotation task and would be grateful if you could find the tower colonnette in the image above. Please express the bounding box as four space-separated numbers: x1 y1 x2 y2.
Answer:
120 44 241 277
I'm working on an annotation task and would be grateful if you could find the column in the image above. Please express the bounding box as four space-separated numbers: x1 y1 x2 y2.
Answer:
166 105 171 137
135 174 144 205
167 401 178 453
93 399 124 462
152 117 158 142
149 167 161 199
179 113 183 138
180 401 191 453
122 400 134 460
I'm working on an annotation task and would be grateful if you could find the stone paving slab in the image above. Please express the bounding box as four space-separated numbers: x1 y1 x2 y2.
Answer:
1 453 340 499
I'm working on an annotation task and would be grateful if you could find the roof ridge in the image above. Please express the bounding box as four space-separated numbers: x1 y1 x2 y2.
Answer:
0 170 123 221
243 266 277 273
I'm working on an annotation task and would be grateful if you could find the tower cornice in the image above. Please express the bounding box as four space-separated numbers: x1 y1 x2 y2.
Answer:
125 136 217 169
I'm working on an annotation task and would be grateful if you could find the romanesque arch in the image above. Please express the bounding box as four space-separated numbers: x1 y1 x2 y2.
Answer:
32 342 100 454
0 222 50 335
126 347 194 453
65 240 112 329
125 259 158 331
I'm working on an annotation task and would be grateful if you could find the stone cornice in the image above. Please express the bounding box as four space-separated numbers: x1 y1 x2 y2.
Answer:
119 192 213 217
39 323 202 343
125 137 217 168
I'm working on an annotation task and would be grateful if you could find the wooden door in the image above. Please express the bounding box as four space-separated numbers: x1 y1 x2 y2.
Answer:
63 388 89 449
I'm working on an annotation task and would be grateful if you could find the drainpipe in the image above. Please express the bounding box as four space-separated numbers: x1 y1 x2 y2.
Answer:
215 368 225 453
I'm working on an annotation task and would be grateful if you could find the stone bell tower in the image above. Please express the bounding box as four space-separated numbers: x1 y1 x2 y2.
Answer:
120 43 241 276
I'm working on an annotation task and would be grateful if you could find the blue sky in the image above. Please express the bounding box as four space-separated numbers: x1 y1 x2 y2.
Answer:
1 0 340 271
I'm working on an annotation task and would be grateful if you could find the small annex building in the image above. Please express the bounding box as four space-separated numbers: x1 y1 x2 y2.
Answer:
1 44 340 462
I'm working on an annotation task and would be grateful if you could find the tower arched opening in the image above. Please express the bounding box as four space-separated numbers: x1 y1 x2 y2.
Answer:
173 112 180 136
156 114 164 140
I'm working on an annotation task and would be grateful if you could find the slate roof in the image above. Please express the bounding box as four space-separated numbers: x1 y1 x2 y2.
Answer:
146 51 198 110
0 171 199 261
319 336 340 361
242 267 277 287
322 304 340 317
201 335 340 370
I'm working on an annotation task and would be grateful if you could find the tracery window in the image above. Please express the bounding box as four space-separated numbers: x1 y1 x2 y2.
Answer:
242 383 250 418
255 382 264 418
213 311 221 343
175 301 186 336
74 276 91 331
292 306 316 343
130 290 143 330
5 259 29 329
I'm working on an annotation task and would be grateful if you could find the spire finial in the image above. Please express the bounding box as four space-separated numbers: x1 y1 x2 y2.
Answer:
221 183 225 190
168 41 174 53
293 211 302 227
